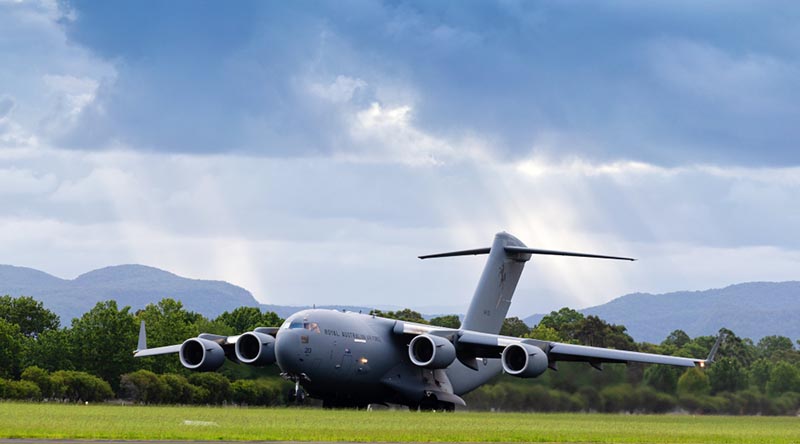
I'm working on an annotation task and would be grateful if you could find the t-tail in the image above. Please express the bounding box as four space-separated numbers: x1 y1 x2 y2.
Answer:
419 232 635 334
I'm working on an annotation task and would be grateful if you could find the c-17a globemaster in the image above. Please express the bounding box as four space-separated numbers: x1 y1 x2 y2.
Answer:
135 232 720 410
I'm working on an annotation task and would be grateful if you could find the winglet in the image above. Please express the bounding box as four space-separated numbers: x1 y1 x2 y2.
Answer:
706 329 726 364
137 320 147 353
696 329 726 368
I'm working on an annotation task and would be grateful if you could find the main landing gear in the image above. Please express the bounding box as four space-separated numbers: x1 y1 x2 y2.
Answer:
414 394 455 412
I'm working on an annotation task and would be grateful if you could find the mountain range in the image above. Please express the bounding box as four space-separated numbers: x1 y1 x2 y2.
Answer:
1 264 798 342
524 282 800 343
0 264 259 323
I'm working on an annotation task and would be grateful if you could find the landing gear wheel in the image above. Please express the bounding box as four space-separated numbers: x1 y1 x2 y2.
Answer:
287 381 306 405
417 395 455 412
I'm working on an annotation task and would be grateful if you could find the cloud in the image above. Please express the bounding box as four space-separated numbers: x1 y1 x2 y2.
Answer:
0 0 116 145
2 1 799 318
1 145 799 315
0 96 14 120
0 1 786 166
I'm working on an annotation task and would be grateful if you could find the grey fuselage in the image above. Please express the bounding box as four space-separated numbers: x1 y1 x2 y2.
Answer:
274 309 500 407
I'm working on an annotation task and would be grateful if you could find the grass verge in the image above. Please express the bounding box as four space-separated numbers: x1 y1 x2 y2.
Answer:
0 402 798 443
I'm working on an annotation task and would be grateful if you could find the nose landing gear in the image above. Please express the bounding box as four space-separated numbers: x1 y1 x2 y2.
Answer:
287 380 306 405
281 373 309 405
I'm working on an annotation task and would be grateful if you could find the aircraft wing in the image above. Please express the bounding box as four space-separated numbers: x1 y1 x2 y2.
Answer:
454 329 713 368
132 321 278 357
133 332 241 358
394 321 712 368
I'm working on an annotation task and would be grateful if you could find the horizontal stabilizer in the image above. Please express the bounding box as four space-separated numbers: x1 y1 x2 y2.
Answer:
503 246 635 261
418 248 491 259
419 245 634 261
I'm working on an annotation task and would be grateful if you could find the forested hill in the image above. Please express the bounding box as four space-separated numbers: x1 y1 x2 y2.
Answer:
0 264 259 323
524 281 800 343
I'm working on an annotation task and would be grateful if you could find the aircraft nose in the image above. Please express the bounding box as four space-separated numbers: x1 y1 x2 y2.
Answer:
274 329 301 373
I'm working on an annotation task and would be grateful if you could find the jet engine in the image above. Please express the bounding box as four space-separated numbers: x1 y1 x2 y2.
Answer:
501 343 548 378
179 338 225 371
408 334 456 369
235 332 276 366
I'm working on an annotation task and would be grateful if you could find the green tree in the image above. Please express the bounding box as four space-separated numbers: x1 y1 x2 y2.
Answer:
677 367 711 397
369 308 428 324
429 315 460 329
0 318 24 378
757 335 795 359
500 317 530 337
748 358 772 393
215 306 283 332
70 301 137 390
707 357 748 394
0 295 60 338
643 364 681 394
526 324 563 342
21 328 74 372
538 307 584 340
766 361 800 397
662 330 691 349
574 315 637 350
716 329 756 367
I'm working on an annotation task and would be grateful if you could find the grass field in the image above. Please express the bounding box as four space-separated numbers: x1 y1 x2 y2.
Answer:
0 403 798 443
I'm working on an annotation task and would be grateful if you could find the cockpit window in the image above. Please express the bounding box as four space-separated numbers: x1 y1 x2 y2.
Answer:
285 321 320 333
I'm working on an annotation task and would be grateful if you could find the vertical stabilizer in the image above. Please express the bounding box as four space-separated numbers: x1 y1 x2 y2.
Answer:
418 232 634 335
461 232 531 334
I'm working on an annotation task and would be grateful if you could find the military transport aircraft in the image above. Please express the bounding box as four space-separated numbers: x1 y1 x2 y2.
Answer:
135 232 720 410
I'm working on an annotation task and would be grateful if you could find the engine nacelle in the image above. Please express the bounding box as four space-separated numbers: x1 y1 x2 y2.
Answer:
235 332 276 366
408 334 456 369
179 338 225 371
501 343 548 378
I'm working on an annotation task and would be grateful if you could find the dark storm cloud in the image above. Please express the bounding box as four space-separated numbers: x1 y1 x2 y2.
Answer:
58 0 800 165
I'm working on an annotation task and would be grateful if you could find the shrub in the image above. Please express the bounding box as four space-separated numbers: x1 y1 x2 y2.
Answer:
601 384 640 413
677 368 710 397
120 369 167 404
51 370 113 402
188 372 230 404
21 366 52 398
638 386 676 413
231 379 285 406
577 386 602 411
160 373 194 404
8 380 42 400
772 392 800 416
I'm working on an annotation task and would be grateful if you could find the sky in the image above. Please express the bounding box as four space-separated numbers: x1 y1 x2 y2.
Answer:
1 0 799 316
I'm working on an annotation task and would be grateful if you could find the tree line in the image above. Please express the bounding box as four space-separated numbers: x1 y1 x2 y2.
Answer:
1 295 799 414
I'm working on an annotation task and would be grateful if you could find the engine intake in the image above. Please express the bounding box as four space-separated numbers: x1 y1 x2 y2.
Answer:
409 334 456 369
179 338 225 371
235 332 276 366
501 343 548 378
